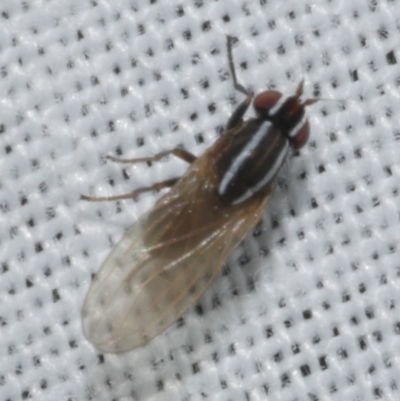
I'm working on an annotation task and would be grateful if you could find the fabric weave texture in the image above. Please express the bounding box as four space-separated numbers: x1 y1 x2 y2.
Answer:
1 1 400 400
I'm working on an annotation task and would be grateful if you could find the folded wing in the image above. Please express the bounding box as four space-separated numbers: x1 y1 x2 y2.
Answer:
82 152 271 353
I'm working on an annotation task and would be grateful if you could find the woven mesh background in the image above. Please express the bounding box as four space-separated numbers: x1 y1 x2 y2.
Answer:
1 0 400 400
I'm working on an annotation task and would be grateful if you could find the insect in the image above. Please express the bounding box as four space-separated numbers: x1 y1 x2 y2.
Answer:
81 36 319 353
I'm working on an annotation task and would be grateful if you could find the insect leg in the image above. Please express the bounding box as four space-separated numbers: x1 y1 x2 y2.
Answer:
226 35 253 130
226 95 253 130
81 178 179 202
106 148 196 165
226 35 251 96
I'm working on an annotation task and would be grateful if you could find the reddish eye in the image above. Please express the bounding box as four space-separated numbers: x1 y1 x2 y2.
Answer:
290 120 310 149
253 91 283 114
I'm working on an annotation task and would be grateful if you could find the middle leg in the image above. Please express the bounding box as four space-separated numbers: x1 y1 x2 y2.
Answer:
106 147 196 165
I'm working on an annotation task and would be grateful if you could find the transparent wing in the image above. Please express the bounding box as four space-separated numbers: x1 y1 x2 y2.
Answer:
82 153 271 353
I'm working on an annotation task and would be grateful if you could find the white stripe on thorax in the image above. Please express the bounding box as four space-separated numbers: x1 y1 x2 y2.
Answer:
248 139 289 195
218 121 272 198
268 94 288 116
230 138 289 205
288 113 307 138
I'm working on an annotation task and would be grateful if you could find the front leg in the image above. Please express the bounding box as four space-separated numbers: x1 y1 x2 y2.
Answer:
226 36 253 130
226 94 253 130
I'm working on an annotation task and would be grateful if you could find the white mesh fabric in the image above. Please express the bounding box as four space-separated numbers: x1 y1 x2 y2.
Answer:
1 0 400 400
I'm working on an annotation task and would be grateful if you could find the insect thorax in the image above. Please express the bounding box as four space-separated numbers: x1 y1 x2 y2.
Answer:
217 119 289 205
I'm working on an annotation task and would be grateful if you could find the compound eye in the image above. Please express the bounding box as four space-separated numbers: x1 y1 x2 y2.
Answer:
253 91 283 116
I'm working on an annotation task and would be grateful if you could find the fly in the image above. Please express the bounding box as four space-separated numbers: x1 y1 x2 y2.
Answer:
81 36 319 353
